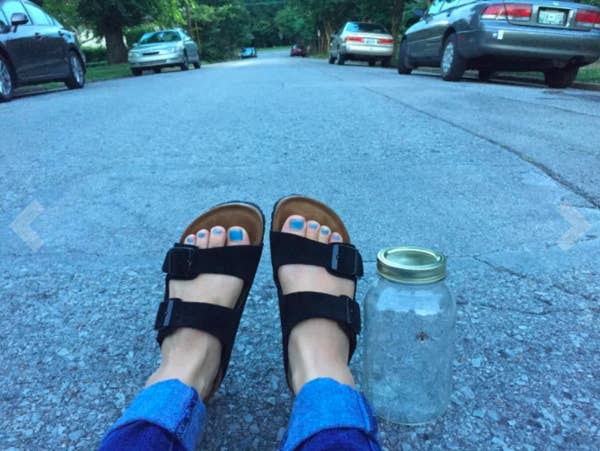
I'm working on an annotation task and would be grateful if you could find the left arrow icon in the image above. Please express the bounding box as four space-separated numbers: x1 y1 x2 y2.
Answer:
10 201 44 252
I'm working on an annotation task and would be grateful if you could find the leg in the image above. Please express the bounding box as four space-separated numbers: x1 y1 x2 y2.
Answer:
275 210 381 450
101 219 258 451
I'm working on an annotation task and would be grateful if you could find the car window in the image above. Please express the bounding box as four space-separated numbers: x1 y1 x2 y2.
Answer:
346 22 389 34
441 0 459 12
0 9 7 27
1 0 30 25
23 1 52 26
427 0 445 15
139 30 181 44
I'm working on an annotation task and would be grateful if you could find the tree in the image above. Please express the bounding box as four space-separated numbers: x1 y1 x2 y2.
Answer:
78 0 165 63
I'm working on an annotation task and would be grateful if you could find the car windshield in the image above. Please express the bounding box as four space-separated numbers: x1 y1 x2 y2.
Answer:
347 23 388 34
139 31 181 45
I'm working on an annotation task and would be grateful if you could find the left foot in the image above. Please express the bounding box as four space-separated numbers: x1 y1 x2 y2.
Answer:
146 225 250 400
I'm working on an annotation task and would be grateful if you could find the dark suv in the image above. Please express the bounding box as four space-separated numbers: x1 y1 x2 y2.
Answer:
0 0 86 102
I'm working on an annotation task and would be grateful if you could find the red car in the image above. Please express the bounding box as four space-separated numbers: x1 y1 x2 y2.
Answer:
290 44 307 57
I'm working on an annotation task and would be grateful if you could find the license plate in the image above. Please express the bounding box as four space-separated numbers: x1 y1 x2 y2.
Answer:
363 38 377 45
538 9 566 26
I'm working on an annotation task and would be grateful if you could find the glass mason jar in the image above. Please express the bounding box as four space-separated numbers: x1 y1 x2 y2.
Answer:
363 246 456 425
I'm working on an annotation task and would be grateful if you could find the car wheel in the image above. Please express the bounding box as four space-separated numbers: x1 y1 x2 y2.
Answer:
180 52 189 71
397 40 412 75
0 54 15 102
335 51 345 65
440 34 466 81
328 53 335 64
65 50 85 90
381 57 391 68
544 66 578 89
478 69 494 82
368 60 375 67
131 68 142 76
153 67 161 74
193 53 201 69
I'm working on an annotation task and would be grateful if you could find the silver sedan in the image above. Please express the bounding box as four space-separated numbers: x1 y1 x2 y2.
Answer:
329 22 395 67
128 29 201 76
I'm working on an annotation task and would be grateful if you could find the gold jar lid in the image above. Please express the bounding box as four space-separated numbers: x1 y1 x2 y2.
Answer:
377 246 446 284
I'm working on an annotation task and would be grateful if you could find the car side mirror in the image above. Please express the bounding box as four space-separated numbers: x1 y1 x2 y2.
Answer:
11 12 28 30
132 42 139 48
413 8 426 18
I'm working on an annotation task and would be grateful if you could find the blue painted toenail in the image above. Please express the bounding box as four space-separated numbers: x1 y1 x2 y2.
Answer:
198 232 206 238
186 237 194 243
332 233 341 240
290 219 304 230
229 229 243 241
309 222 318 229
321 227 330 235
213 228 222 235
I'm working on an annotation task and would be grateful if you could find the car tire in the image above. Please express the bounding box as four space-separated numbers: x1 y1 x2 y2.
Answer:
131 68 142 76
180 52 189 71
153 67 161 74
335 51 345 65
65 50 85 90
328 54 335 64
381 57 391 68
0 54 15 103
193 53 201 69
440 34 466 81
544 66 578 89
368 60 375 67
478 69 494 82
397 40 413 75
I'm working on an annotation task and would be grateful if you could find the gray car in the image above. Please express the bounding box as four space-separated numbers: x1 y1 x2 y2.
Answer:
128 29 200 76
397 0 600 88
329 22 395 67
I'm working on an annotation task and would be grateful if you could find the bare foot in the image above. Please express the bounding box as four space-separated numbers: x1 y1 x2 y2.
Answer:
278 215 356 394
146 225 250 400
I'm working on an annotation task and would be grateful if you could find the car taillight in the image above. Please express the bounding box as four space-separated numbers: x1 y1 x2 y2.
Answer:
481 4 531 21
345 36 363 42
575 9 600 29
378 38 394 44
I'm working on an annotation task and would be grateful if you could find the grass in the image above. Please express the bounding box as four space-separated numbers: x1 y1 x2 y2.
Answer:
86 63 132 82
576 62 600 83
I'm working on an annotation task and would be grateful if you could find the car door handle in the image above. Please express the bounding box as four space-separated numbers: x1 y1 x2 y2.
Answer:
58 31 65 36
34 32 43 39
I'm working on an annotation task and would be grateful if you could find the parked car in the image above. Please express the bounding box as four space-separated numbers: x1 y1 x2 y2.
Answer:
328 22 394 67
240 47 257 58
290 44 307 57
0 0 86 102
128 29 200 76
397 0 600 88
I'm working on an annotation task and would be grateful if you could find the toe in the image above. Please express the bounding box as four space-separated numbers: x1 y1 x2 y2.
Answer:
227 226 250 246
184 234 196 245
208 226 226 248
306 220 320 241
318 225 331 243
282 215 307 237
195 229 209 249
330 232 343 244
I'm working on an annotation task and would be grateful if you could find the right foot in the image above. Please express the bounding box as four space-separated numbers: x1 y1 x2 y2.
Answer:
278 215 356 394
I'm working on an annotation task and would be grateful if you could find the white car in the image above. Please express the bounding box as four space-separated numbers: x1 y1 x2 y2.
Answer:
329 22 394 67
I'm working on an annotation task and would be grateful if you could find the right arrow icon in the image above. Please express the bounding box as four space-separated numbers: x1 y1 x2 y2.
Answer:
558 203 592 251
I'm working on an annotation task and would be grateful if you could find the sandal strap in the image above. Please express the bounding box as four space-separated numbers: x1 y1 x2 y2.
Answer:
270 232 364 280
280 292 362 336
155 298 237 346
162 243 263 282
280 292 361 388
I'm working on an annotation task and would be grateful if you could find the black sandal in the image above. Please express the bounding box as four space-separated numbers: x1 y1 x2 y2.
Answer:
269 195 364 390
154 201 264 398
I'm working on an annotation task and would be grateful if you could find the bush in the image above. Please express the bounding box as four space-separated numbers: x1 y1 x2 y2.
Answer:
82 47 107 63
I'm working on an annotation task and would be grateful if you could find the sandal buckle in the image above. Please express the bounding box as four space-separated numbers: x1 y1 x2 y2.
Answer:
163 245 195 278
330 243 363 277
155 299 177 330
341 295 361 334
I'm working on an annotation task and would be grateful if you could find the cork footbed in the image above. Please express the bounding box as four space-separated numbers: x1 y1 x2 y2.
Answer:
271 195 351 243
179 202 264 245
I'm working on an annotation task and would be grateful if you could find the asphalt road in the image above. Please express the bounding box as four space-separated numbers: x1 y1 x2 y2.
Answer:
1 49 599 450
